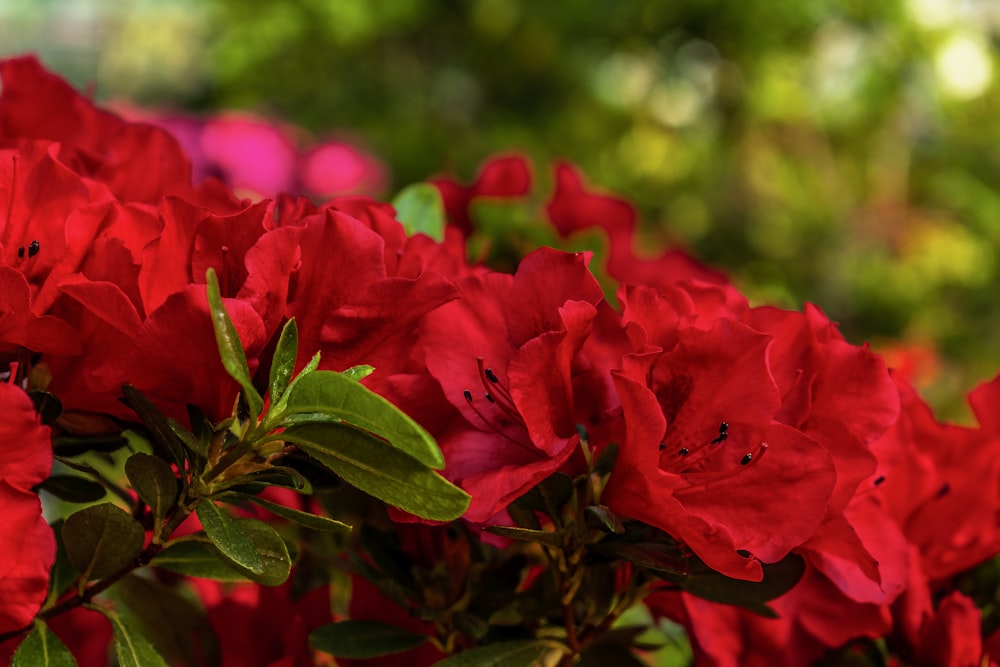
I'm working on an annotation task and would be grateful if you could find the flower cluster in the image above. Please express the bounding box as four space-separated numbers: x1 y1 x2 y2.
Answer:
2 56 999 666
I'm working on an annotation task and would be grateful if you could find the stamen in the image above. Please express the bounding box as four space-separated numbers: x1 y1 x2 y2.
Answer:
678 447 689 456
485 393 496 403
740 453 752 466
460 389 538 454
475 357 521 422
17 246 24 258
873 475 886 486
710 421 729 445
463 390 473 402
27 239 39 257
936 482 950 498
658 442 666 451
485 368 499 383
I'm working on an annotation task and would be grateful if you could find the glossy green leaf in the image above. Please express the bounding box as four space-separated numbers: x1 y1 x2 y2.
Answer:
269 318 298 402
309 621 428 658
196 500 263 574
151 541 249 583
391 182 445 242
433 640 561 666
112 575 220 667
341 364 375 381
11 621 77 667
62 503 145 581
220 466 312 494
285 370 444 469
90 606 169 667
124 453 178 525
152 518 292 586
120 385 186 466
205 267 263 421
37 475 107 503
244 494 351 532
283 423 469 521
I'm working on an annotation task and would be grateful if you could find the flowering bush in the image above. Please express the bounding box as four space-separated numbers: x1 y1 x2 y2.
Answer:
1 55 999 666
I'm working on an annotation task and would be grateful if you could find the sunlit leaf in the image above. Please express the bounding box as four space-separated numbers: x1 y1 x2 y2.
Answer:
196 500 263 574
11 621 77 667
283 423 469 521
284 370 445 469
205 267 263 421
392 183 445 242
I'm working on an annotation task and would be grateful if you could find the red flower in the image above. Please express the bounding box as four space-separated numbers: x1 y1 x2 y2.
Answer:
546 162 727 289
419 247 608 522
874 373 1000 581
431 154 532 235
0 382 55 635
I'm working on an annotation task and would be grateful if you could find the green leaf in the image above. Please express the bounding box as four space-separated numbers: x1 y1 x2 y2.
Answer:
124 453 178 525
52 434 129 457
244 494 351 532
587 541 687 574
28 391 62 426
120 385 186 466
285 370 445 469
283 423 469 521
196 500 263 574
111 575 220 667
433 640 561 666
269 318 299 402
45 520 77 607
153 518 292 586
167 418 208 459
90 606 169 667
584 505 624 534
593 442 619 477
37 475 107 503
514 474 573 515
62 503 145 581
391 183 445 242
484 525 565 548
221 466 312 494
672 553 806 617
151 541 248 582
205 267 263 421
309 621 428 658
11 621 78 667
342 364 375 381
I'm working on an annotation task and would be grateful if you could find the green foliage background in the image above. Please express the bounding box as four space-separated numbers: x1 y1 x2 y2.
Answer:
3 0 1000 416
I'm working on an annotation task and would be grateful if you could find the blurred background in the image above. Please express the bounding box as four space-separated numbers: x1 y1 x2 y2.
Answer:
2 0 1000 418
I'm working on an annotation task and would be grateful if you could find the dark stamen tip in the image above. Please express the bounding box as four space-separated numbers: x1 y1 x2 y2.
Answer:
719 422 728 433
678 447 689 456
485 368 499 383
937 482 950 498
740 453 752 466
873 475 886 486
16 246 24 258
658 442 666 451
27 239 39 257
463 390 473 403
736 549 751 558
485 393 496 403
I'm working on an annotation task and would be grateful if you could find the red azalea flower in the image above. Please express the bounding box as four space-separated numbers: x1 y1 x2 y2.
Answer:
604 291 838 580
0 56 192 204
431 153 532 236
0 382 55 635
194 577 334 667
546 162 727 289
874 373 1000 581
420 247 607 522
